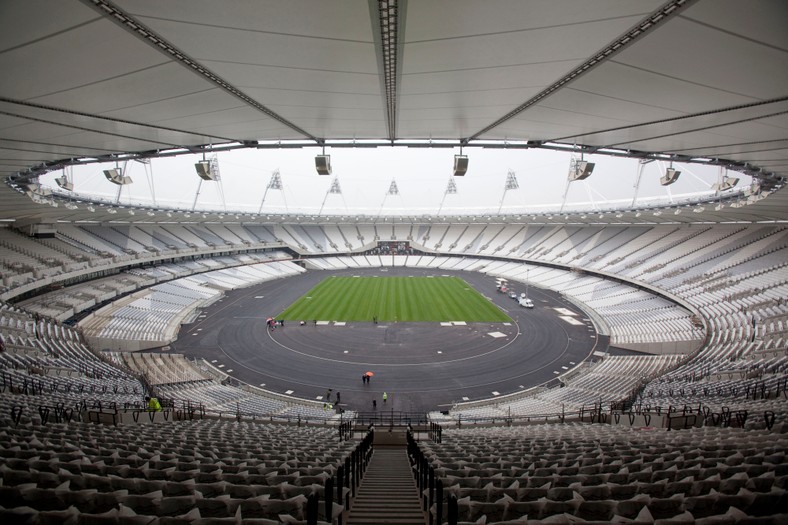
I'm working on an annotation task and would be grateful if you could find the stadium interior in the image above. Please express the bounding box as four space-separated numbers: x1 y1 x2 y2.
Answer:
1 1 787 523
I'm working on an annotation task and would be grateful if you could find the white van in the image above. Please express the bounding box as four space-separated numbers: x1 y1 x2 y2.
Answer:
519 297 534 308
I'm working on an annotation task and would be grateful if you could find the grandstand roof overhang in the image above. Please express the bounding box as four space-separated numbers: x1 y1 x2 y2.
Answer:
0 0 786 225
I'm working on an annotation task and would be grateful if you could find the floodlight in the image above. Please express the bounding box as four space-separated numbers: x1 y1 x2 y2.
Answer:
568 160 595 181
103 168 132 185
24 183 52 197
660 167 681 186
55 175 74 191
315 154 332 175
712 176 740 191
194 160 216 180
453 155 469 176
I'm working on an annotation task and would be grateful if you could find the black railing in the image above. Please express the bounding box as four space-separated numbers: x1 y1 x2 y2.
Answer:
354 409 429 427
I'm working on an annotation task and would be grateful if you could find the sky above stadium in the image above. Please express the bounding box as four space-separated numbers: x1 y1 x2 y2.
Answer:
41 147 750 216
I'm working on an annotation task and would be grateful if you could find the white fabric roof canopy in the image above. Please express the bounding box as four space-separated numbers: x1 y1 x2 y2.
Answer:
0 0 786 223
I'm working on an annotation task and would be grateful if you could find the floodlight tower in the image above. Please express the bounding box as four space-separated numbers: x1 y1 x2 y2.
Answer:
377 179 400 217
318 176 344 216
437 177 458 216
497 169 519 214
258 169 284 214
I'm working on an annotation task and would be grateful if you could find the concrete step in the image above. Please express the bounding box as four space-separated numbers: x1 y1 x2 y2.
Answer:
347 447 424 525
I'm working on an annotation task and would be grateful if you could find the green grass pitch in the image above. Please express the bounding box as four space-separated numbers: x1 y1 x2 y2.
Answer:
278 276 511 323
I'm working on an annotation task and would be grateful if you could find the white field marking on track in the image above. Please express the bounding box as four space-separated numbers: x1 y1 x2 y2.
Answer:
492 391 500 396
217 364 225 368
503 323 512 326
334 322 346 326
440 322 453 327
226 369 233 373
259 383 266 387
559 315 584 326
211 360 217 363
553 371 560 374
437 351 442 354
254 296 265 298
462 397 469 401
593 351 606 357
554 308 576 316
487 332 507 338
264 321 523 367
452 321 467 326
316 396 323 400
285 390 294 395
561 366 568 370
343 350 348 354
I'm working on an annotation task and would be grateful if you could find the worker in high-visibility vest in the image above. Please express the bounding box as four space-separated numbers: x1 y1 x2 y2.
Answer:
145 396 162 412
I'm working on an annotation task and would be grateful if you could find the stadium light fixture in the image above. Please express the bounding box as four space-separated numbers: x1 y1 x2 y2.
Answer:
103 163 132 185
660 165 681 186
712 175 739 191
315 146 331 175
453 145 469 176
194 160 213 180
55 174 74 191
453 155 469 176
195 152 220 180
568 154 595 181
23 182 52 198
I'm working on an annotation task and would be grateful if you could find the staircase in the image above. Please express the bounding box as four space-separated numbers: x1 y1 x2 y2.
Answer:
348 446 425 525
